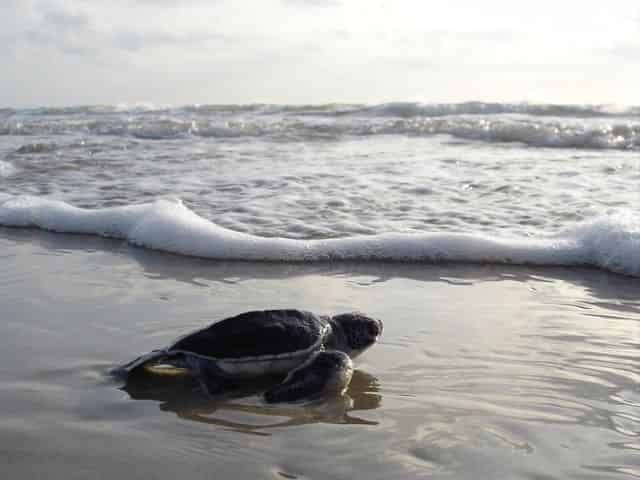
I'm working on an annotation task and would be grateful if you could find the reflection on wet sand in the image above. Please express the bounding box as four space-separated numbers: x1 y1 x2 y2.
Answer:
121 368 381 434
4 226 640 317
4 226 640 326
1 227 639 479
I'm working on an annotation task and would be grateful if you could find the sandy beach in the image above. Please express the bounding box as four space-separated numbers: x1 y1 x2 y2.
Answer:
1 227 638 479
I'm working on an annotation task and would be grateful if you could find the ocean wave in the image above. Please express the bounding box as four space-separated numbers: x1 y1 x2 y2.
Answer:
16 104 168 116
0 196 638 277
2 115 639 149
15 102 640 118
388 117 640 150
13 142 59 154
359 102 640 119
6 102 639 119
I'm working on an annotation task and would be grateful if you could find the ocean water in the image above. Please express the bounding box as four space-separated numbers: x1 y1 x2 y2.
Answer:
1 102 639 275
1 103 639 479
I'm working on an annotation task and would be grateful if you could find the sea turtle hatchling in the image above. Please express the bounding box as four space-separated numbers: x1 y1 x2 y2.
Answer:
111 309 383 403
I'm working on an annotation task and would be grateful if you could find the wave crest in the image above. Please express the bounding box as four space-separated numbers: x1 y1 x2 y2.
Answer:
2 116 639 150
361 102 640 118
0 196 638 277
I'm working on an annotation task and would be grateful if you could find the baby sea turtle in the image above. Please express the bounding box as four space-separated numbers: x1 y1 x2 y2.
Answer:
111 309 382 403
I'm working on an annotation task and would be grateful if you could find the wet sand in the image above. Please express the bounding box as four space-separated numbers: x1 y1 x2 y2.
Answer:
1 228 639 479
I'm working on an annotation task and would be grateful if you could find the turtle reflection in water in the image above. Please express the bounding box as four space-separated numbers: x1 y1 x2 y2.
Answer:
111 309 382 404
122 368 382 432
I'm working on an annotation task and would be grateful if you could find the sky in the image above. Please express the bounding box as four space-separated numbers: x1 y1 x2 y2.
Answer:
1 0 639 107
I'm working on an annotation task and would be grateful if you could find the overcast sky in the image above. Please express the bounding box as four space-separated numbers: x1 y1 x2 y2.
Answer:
2 0 639 107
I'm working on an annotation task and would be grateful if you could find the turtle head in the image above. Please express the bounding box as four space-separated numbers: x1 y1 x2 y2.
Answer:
328 312 383 359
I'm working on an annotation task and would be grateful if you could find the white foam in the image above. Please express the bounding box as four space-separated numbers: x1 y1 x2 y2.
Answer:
1 196 638 277
0 161 16 177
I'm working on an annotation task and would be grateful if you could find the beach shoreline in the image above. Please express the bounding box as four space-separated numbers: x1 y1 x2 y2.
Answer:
1 229 638 479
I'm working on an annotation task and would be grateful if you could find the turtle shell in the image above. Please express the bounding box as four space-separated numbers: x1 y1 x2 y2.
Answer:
168 309 330 377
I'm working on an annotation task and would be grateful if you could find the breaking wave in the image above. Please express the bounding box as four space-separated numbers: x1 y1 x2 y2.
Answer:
358 102 640 118
2 116 639 150
0 196 638 277
9 102 639 118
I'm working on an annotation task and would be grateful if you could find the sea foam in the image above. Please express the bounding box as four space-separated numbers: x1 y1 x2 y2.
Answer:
0 196 638 277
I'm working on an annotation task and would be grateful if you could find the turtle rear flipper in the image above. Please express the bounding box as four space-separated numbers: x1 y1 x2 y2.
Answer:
109 349 176 378
263 350 353 404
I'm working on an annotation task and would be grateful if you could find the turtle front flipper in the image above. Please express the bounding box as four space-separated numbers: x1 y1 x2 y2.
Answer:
191 357 241 398
263 350 353 404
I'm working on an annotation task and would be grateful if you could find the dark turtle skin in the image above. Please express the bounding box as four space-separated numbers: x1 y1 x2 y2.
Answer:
111 309 382 403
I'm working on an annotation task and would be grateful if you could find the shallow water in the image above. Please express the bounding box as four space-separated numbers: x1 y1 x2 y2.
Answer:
1 229 638 479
